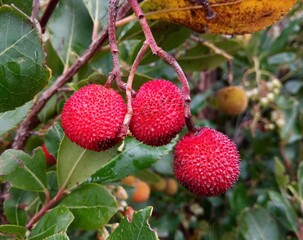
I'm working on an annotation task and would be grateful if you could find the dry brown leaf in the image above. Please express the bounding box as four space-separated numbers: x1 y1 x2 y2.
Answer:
141 0 296 34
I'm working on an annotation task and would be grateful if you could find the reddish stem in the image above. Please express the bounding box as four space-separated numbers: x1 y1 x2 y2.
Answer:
26 188 65 230
119 43 149 137
127 0 196 133
31 0 40 21
106 0 126 90
40 0 60 33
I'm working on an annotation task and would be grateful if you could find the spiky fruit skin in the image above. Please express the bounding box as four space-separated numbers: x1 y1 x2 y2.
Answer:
130 79 185 146
216 86 248 115
173 127 240 197
61 84 126 151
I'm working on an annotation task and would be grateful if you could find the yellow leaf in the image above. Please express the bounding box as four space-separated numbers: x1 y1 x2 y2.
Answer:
141 0 296 34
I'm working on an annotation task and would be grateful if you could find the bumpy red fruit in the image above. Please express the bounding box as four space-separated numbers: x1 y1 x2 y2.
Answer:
130 79 185 146
173 127 240 196
61 84 126 151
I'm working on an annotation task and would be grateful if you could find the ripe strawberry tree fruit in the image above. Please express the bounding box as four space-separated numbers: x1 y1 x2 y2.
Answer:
61 84 127 151
173 127 240 196
130 79 185 146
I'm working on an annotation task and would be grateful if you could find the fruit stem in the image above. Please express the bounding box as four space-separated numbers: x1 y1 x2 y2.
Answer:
106 0 126 91
39 0 60 33
128 0 196 133
119 42 150 137
31 0 40 22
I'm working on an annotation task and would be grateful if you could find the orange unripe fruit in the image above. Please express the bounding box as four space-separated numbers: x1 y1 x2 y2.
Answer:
165 178 178 195
131 180 151 203
121 176 136 186
151 178 166 192
216 86 248 115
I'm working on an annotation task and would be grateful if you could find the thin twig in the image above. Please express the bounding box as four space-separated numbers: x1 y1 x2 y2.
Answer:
119 43 149 137
31 0 40 21
128 0 196 133
26 188 66 230
106 0 124 90
40 0 60 33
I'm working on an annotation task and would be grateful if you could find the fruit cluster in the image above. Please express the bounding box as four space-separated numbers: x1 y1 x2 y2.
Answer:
61 79 240 197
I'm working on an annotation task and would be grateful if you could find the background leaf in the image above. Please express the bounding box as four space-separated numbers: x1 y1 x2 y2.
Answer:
238 207 281 240
57 136 117 190
0 101 32 135
0 225 26 240
3 188 37 226
91 137 174 183
48 0 93 67
44 233 70 240
82 0 109 29
0 0 32 16
28 206 74 240
60 183 117 230
108 207 158 240
0 5 51 112
268 191 298 234
45 123 64 158
0 148 47 192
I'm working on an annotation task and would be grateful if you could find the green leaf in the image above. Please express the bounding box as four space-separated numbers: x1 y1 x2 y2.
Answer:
127 22 191 65
45 123 64 158
177 40 241 72
60 183 117 230
82 0 109 29
298 162 303 200
0 225 26 240
108 207 158 240
134 169 162 184
28 206 74 240
0 100 32 135
228 183 248 213
277 97 301 143
268 191 298 234
47 171 59 199
0 0 32 16
0 148 47 192
48 0 93 67
44 233 70 240
57 136 117 190
3 188 38 226
274 157 289 189
91 137 174 183
0 5 51 112
238 207 281 240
